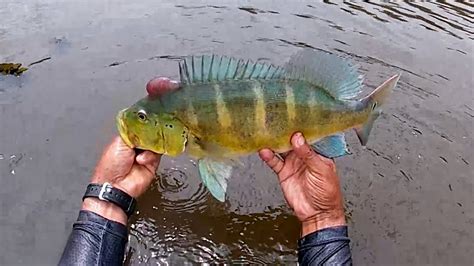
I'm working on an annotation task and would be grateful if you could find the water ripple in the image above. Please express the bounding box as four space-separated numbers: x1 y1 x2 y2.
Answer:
156 167 209 213
334 1 473 40
129 199 299 264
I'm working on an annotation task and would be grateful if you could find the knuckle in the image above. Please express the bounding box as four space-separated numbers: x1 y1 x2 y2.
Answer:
268 157 278 167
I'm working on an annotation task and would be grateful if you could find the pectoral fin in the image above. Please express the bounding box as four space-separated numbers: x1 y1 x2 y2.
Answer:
198 158 233 202
312 133 350 158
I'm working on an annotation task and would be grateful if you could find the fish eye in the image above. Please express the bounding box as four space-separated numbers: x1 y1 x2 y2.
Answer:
137 110 148 121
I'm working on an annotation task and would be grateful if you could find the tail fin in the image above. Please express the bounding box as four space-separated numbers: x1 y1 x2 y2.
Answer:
355 74 401 146
367 74 400 106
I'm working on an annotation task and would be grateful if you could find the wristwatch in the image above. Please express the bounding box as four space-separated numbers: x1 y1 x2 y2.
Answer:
82 182 137 217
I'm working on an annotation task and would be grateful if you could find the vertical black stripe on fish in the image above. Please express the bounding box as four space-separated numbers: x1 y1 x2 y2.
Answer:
222 80 257 141
263 80 288 135
192 84 219 134
292 80 312 127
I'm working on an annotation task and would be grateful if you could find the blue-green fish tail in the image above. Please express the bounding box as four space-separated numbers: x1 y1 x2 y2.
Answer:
285 49 400 149
285 49 361 157
356 74 401 146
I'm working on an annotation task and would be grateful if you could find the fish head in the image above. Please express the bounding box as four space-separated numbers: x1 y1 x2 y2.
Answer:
116 98 188 156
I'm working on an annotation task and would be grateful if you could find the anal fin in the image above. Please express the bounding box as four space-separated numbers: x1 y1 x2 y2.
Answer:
198 158 233 202
312 133 350 158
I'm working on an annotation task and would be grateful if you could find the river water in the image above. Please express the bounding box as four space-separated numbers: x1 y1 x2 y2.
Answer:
0 1 473 265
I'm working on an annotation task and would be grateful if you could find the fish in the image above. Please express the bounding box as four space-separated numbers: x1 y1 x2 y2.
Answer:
116 49 400 202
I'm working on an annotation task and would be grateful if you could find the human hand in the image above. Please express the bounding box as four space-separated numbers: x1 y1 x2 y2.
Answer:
90 136 160 197
82 77 177 224
259 132 346 236
82 77 180 224
82 136 160 224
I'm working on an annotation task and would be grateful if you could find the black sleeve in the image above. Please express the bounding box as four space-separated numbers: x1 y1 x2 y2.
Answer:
59 210 128 266
297 226 352 265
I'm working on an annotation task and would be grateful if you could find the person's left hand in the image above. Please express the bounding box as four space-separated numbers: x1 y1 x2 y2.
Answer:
82 77 176 225
82 137 161 225
91 136 160 197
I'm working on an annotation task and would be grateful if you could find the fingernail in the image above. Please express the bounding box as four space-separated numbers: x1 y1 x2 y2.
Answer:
297 133 305 146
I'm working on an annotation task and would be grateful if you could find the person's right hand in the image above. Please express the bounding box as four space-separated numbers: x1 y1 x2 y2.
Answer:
259 132 346 237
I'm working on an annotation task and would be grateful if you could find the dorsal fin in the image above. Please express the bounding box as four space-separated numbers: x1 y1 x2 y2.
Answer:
284 49 364 100
179 55 285 84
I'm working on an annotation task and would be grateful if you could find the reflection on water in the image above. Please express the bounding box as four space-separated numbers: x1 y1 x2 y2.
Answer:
127 164 299 264
123 0 473 264
257 1 472 40
157 167 209 213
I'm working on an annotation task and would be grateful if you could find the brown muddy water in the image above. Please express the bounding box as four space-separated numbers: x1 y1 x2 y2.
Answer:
0 1 473 265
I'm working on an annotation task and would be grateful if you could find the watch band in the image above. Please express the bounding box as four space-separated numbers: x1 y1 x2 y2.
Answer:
82 183 137 217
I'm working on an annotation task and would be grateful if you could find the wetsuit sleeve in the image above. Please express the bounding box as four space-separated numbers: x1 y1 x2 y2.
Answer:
297 226 352 265
59 210 128 266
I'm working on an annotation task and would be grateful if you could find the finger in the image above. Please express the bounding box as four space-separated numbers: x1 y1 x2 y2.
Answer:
258 148 284 174
290 132 327 166
136 151 159 165
136 151 161 171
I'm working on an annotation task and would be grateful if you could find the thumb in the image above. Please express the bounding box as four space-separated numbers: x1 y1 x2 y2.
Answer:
290 132 326 166
136 151 161 173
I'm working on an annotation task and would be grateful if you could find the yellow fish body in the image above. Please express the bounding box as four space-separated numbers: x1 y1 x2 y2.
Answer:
117 49 400 201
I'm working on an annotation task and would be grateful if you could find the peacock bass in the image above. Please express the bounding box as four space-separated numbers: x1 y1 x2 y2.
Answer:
116 49 400 202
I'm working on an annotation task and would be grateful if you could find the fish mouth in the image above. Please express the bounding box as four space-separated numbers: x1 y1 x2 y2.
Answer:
116 110 135 148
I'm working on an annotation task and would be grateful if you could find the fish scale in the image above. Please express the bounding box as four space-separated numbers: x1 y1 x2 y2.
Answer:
160 79 363 155
117 49 401 202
